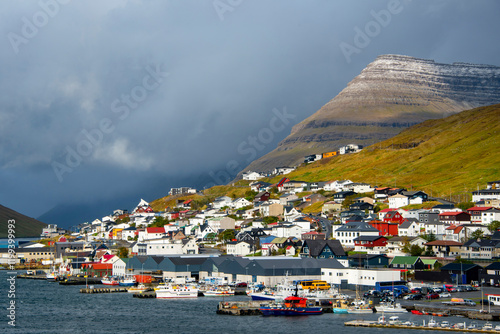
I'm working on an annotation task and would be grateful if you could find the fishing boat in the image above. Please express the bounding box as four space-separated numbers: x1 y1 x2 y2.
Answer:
101 276 119 286
259 296 323 316
388 316 401 325
46 271 59 282
119 276 137 287
203 286 235 297
375 302 407 313
155 284 199 298
347 304 373 314
427 317 438 328
483 322 493 330
333 299 350 314
128 283 149 293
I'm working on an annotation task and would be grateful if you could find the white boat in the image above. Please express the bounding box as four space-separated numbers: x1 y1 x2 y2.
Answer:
128 283 149 293
388 316 401 325
378 315 386 324
101 276 119 285
203 286 235 297
46 271 59 281
347 305 373 314
119 276 137 286
440 321 450 328
375 302 407 313
428 317 438 327
483 322 493 330
156 284 198 298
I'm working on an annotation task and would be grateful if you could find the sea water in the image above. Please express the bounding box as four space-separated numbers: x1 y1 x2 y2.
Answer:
0 271 489 334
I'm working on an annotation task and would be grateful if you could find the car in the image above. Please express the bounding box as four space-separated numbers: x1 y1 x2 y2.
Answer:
411 288 422 294
426 293 440 299
439 292 451 298
432 288 444 294
480 299 493 306
404 293 423 300
236 282 248 287
463 299 476 306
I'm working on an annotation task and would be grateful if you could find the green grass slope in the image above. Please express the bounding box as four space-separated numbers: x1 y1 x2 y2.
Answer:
0 204 47 238
269 104 500 200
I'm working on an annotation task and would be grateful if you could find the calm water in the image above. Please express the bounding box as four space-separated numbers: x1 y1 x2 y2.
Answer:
0 270 492 334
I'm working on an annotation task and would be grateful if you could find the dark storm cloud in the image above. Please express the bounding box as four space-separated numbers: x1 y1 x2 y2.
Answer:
0 0 499 218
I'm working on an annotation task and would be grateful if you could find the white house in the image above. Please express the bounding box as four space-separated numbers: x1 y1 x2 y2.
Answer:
385 236 426 257
482 208 500 225
226 241 252 256
141 227 166 241
212 196 233 209
389 194 409 208
271 224 302 239
112 258 128 276
144 238 198 255
398 219 420 237
242 171 265 181
346 183 374 194
231 197 251 209
321 268 397 288
273 166 296 175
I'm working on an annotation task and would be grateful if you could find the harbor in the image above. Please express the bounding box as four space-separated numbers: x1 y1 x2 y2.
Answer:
345 320 500 333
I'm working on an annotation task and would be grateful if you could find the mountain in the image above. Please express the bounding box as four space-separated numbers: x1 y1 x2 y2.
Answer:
268 103 500 200
0 204 47 238
243 54 500 173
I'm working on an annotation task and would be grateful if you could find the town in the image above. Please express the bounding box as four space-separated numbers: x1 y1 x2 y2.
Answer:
3 172 500 295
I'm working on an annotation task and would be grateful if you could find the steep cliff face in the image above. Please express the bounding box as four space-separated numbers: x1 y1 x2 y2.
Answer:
244 54 500 173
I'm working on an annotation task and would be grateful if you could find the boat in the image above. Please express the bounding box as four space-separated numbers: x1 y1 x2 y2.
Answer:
333 298 350 314
440 321 450 328
155 284 199 298
101 276 119 286
347 304 373 314
203 286 235 297
483 322 493 330
375 302 407 313
427 317 438 328
119 276 137 287
388 316 401 325
259 296 323 316
128 283 149 293
377 315 386 324
411 310 423 315
46 271 59 282
467 322 477 330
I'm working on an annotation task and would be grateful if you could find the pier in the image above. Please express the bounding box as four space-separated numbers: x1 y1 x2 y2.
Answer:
80 287 129 293
345 320 498 333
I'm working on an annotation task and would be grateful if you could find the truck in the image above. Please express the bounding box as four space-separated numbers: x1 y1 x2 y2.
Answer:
442 298 476 306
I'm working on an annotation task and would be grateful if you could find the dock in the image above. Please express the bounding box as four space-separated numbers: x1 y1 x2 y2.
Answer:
217 301 270 315
345 320 498 333
133 291 156 298
17 274 47 280
80 287 128 293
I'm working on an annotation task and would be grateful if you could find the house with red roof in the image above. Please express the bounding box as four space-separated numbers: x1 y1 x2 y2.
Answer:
353 235 388 253
467 206 493 223
301 231 326 241
424 240 462 258
444 225 465 242
143 227 166 241
439 211 471 225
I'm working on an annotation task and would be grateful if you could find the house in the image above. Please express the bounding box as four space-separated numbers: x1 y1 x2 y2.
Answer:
423 221 446 237
467 206 493 223
301 231 326 241
273 166 296 175
383 210 405 225
280 193 299 206
472 189 500 202
419 211 440 225
349 202 374 213
374 187 392 200
231 197 251 209
334 221 381 248
424 240 462 257
479 262 500 286
398 218 420 237
212 196 233 209
142 238 199 255
299 239 346 259
250 181 272 192
368 220 399 236
132 199 154 214
460 238 500 260
481 208 500 225
388 194 409 208
401 190 429 203
339 144 362 155
309 182 327 192
345 183 373 194
303 193 327 204
226 241 252 256
389 256 425 270
347 254 390 268
353 235 388 253
439 263 483 285
242 171 265 181
280 180 309 193
254 191 271 203
439 211 471 225
444 225 466 242
259 203 284 217
271 223 302 239
385 236 426 257
142 227 166 241
322 201 342 214
169 187 196 196
333 191 356 203
283 206 302 221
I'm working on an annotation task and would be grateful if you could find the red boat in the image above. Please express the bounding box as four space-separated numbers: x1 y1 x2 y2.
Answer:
101 276 119 285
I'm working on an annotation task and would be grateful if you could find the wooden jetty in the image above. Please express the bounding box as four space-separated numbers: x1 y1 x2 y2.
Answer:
345 320 498 333
17 274 47 280
133 291 156 298
80 287 128 294
217 301 269 315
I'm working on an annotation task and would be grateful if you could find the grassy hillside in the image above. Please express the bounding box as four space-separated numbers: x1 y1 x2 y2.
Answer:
0 204 47 238
268 104 500 200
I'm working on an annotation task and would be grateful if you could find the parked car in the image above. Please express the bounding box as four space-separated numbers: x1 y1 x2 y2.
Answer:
404 294 423 300
480 299 493 306
236 282 248 287
426 293 440 300
411 288 422 294
432 288 444 294
439 292 452 298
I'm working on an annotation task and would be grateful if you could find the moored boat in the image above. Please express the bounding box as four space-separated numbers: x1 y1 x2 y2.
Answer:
259 296 323 316
203 286 235 297
155 284 199 298
128 283 149 293
375 302 407 313
119 276 137 287
101 276 119 286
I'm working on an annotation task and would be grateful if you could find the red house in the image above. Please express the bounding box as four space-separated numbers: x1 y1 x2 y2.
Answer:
368 220 399 236
439 211 471 224
353 235 388 251
383 210 405 225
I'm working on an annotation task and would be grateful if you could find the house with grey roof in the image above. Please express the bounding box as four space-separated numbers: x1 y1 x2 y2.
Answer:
334 221 380 248
299 239 346 259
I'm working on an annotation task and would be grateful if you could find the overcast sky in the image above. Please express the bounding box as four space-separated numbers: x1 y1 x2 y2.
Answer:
1 0 499 222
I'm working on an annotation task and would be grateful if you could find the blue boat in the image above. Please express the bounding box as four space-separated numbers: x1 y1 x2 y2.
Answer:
259 296 323 316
